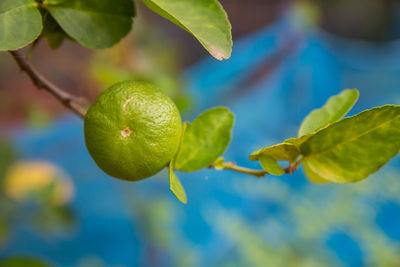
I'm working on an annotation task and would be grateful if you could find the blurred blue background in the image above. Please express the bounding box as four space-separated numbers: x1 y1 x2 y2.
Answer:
1 1 400 266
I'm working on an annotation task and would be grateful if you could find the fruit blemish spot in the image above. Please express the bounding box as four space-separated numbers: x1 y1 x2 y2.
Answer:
121 127 132 137
123 97 134 112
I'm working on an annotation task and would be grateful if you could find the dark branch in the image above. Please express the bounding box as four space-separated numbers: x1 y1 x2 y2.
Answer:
9 50 87 118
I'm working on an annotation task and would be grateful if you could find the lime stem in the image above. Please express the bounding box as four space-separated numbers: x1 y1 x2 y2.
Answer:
9 50 87 118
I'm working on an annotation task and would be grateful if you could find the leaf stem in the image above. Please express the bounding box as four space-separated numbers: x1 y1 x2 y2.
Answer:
209 161 299 178
9 50 87 118
215 162 268 177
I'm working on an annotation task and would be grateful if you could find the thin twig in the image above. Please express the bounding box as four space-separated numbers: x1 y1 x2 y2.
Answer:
209 161 298 178
9 50 87 118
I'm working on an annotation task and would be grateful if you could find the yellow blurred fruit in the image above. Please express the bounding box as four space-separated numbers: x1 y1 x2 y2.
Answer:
3 161 74 206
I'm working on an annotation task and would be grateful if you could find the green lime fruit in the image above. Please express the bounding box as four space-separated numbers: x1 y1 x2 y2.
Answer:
84 81 182 181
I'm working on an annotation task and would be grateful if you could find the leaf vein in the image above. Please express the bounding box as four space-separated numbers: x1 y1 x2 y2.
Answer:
303 106 400 159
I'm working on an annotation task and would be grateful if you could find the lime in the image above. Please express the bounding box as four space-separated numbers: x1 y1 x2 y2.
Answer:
84 81 182 181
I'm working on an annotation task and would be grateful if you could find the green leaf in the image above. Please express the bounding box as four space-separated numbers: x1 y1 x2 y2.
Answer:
300 105 400 183
175 107 234 172
41 12 67 49
46 0 135 49
298 89 359 137
302 163 330 184
212 157 225 170
259 155 285 176
141 0 232 60
44 30 66 49
284 135 312 148
249 143 300 163
0 0 43 51
169 161 187 204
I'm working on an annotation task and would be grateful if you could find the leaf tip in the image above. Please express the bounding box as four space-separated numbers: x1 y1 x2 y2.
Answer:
169 166 188 204
209 45 231 60
248 153 258 161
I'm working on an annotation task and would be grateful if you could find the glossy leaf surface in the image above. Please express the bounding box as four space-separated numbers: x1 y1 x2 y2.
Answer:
0 0 42 51
141 0 232 60
47 0 135 49
301 105 400 183
298 89 359 137
175 107 234 172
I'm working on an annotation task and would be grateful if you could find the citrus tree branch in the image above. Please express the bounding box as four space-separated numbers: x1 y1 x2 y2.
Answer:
9 50 87 118
9 50 300 180
209 162 298 178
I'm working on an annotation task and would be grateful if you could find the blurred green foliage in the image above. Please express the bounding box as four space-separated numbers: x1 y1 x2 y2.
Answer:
0 140 15 186
202 168 400 267
0 257 52 267
127 189 199 266
0 149 76 249
88 17 192 114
